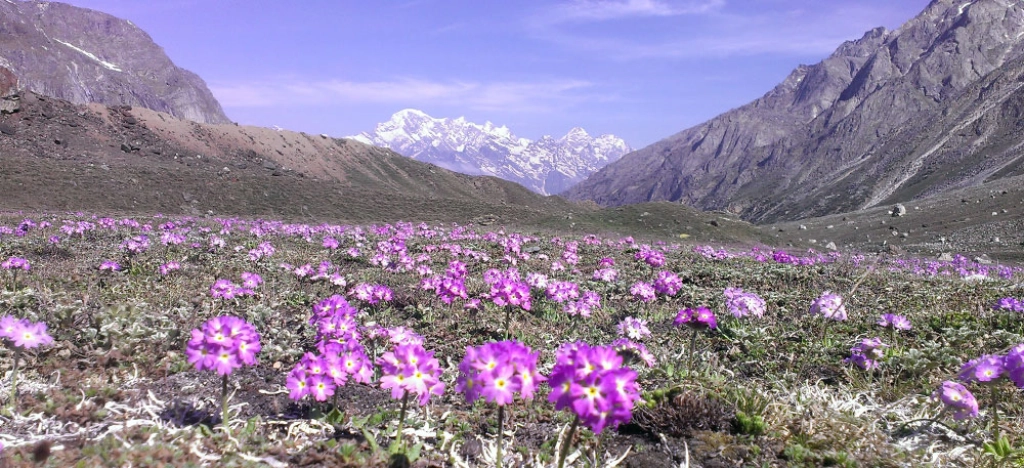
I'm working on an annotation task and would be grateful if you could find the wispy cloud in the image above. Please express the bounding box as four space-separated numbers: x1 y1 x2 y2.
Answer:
529 1 913 59
211 77 603 113
547 0 724 23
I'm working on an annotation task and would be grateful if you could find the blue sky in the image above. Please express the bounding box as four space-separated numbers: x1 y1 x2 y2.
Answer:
61 0 928 147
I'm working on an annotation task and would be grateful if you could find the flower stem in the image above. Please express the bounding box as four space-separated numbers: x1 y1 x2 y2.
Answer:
688 327 698 375
557 416 579 468
8 347 21 414
504 305 512 341
496 405 505 468
221 374 230 428
991 385 1001 440
396 392 409 450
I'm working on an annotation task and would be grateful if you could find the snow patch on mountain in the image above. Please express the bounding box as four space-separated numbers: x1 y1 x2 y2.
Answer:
349 109 631 195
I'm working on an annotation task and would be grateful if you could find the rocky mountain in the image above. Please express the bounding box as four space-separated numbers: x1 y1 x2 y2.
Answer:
565 0 1024 222
350 109 630 195
0 0 229 124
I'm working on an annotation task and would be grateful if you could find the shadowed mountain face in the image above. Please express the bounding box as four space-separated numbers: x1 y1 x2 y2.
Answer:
351 109 631 195
0 0 229 124
565 0 1024 223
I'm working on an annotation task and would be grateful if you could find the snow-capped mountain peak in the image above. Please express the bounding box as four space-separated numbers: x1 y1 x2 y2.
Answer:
349 109 631 195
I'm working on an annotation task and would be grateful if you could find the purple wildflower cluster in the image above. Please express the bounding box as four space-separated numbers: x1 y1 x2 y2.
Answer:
877 313 912 330
674 307 718 330
287 296 377 402
630 281 657 302
209 273 260 299
487 269 532 311
378 343 445 406
653 271 682 296
932 344 1024 420
723 287 766 318
1 257 30 271
809 291 847 321
592 267 618 282
456 340 545 405
563 290 601 317
351 283 393 305
120 235 150 255
693 245 733 260
994 297 1024 312
248 241 276 262
99 260 121 272
634 246 665 268
844 337 886 370
547 342 641 433
185 316 261 375
0 316 53 349
159 261 181 276
546 281 579 303
958 346 1024 387
617 317 651 340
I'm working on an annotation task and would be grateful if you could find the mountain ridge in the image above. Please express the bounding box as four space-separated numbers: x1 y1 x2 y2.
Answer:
564 0 1024 223
350 109 631 195
0 0 230 124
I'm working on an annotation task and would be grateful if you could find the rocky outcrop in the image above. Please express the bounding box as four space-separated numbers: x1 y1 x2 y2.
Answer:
0 66 18 114
0 66 15 96
565 0 1024 222
0 1 230 124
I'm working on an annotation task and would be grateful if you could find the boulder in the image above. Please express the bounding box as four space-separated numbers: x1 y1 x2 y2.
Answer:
892 203 906 217
0 66 16 97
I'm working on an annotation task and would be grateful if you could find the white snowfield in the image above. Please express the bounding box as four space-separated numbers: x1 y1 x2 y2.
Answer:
349 109 631 195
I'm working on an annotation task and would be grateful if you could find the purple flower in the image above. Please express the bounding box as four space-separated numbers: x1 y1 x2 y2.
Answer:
159 261 181 275
994 297 1024 312
378 343 445 406
287 368 309 400
1004 344 1024 388
630 282 656 303
456 340 545 405
1 257 30 271
634 246 665 267
617 317 651 340
0 316 54 349
385 326 425 346
210 279 239 299
674 306 718 330
653 271 682 296
120 236 150 255
526 272 548 289
845 338 886 370
490 274 532 311
877 313 912 330
932 381 979 420
547 342 640 434
435 276 468 304
809 291 847 321
724 288 766 318
99 260 122 272
958 354 1004 383
592 268 618 282
546 281 580 303
185 316 261 375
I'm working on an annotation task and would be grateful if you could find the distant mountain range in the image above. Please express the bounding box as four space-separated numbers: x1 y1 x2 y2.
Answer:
0 0 228 124
566 0 1024 223
350 109 630 195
